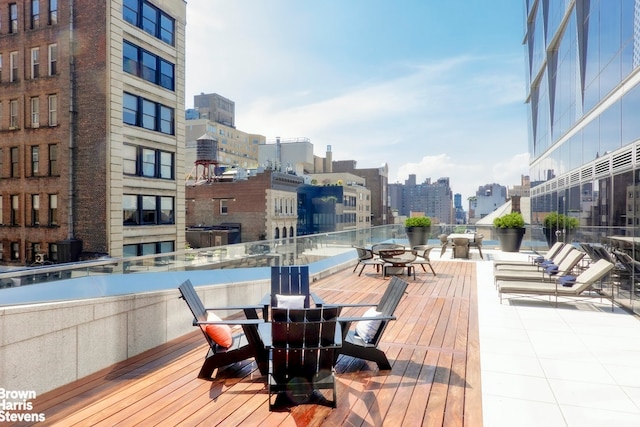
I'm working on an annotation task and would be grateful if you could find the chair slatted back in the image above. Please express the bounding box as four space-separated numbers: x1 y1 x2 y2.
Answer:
270 265 311 308
179 280 215 348
370 276 408 345
271 307 339 383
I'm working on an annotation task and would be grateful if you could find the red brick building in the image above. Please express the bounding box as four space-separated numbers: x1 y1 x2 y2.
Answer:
186 170 303 242
0 0 186 265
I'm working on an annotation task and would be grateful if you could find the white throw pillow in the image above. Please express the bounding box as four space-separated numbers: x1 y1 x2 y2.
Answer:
275 294 305 309
355 308 383 343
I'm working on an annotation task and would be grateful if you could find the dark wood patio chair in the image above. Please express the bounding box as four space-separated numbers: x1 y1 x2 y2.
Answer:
267 306 342 410
178 280 268 379
333 276 409 370
262 265 324 319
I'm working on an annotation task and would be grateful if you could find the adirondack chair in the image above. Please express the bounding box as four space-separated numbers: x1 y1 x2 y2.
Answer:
261 265 324 319
267 306 342 410
334 276 409 370
178 280 268 379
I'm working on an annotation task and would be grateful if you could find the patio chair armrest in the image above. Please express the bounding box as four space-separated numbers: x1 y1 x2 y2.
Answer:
337 314 395 323
204 304 263 311
310 292 325 306
323 302 378 309
194 318 265 326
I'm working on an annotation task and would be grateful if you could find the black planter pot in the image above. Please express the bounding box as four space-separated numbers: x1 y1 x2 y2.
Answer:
542 227 576 247
495 228 526 252
405 226 431 248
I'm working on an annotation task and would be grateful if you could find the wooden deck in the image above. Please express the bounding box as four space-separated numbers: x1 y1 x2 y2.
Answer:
14 261 482 426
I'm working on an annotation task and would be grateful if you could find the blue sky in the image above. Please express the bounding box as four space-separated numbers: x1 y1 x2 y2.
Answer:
185 1 530 201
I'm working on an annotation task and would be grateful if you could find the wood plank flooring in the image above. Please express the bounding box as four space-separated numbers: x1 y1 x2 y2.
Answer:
11 260 482 426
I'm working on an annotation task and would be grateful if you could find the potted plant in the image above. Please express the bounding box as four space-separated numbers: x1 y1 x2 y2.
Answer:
404 216 432 248
493 212 526 252
542 212 578 246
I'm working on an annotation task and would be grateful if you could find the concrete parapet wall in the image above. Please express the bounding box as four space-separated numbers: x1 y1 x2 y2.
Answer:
0 279 269 395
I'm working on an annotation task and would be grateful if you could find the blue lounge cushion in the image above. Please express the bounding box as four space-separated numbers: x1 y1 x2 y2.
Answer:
558 275 577 287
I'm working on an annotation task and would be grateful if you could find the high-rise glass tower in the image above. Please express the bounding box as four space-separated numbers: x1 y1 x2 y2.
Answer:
526 1 640 232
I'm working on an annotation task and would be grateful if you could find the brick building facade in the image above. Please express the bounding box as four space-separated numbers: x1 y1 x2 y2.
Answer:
0 0 186 265
186 169 303 242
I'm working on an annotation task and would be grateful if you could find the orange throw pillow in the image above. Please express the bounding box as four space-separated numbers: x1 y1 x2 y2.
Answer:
204 313 233 348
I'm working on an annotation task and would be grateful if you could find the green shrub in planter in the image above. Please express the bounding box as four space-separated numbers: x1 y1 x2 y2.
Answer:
543 212 578 245
493 212 525 229
542 212 578 229
404 216 432 247
493 212 526 252
404 216 432 227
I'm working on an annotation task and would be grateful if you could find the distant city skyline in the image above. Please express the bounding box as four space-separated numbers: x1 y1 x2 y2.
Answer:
185 0 529 201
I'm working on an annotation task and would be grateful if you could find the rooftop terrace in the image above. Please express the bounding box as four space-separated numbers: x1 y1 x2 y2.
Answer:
4 245 640 426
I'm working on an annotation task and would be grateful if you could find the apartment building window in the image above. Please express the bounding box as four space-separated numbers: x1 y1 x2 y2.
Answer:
0 148 3 177
0 54 3 82
141 99 156 130
159 105 174 134
159 151 173 179
31 146 39 175
220 200 229 215
48 144 58 175
31 48 40 78
0 102 2 130
30 97 39 127
159 196 174 224
142 148 155 177
48 194 57 225
9 99 18 128
0 196 3 225
122 92 175 135
123 0 138 25
48 94 57 126
123 144 137 175
123 0 175 46
11 242 19 260
9 51 18 82
11 195 19 225
48 44 57 75
123 41 174 90
123 93 137 125
9 3 17 33
31 0 39 29
49 0 57 25
142 196 156 224
123 145 174 179
10 147 18 177
123 195 174 225
49 243 58 262
31 194 40 225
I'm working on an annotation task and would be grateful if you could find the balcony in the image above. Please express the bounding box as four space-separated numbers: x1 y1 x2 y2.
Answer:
1 225 640 425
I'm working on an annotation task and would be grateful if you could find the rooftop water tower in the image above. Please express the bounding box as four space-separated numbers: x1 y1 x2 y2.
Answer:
195 134 219 181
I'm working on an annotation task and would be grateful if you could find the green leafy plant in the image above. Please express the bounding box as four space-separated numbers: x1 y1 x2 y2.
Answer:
543 212 578 229
404 216 432 227
493 212 525 228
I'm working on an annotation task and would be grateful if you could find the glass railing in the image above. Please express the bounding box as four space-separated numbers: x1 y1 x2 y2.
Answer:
2 223 639 313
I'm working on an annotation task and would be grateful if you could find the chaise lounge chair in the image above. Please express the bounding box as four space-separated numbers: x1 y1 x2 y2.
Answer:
493 248 585 284
497 259 615 307
493 242 568 270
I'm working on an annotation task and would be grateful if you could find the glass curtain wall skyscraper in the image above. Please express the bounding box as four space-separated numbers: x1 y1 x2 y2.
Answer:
526 1 640 236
